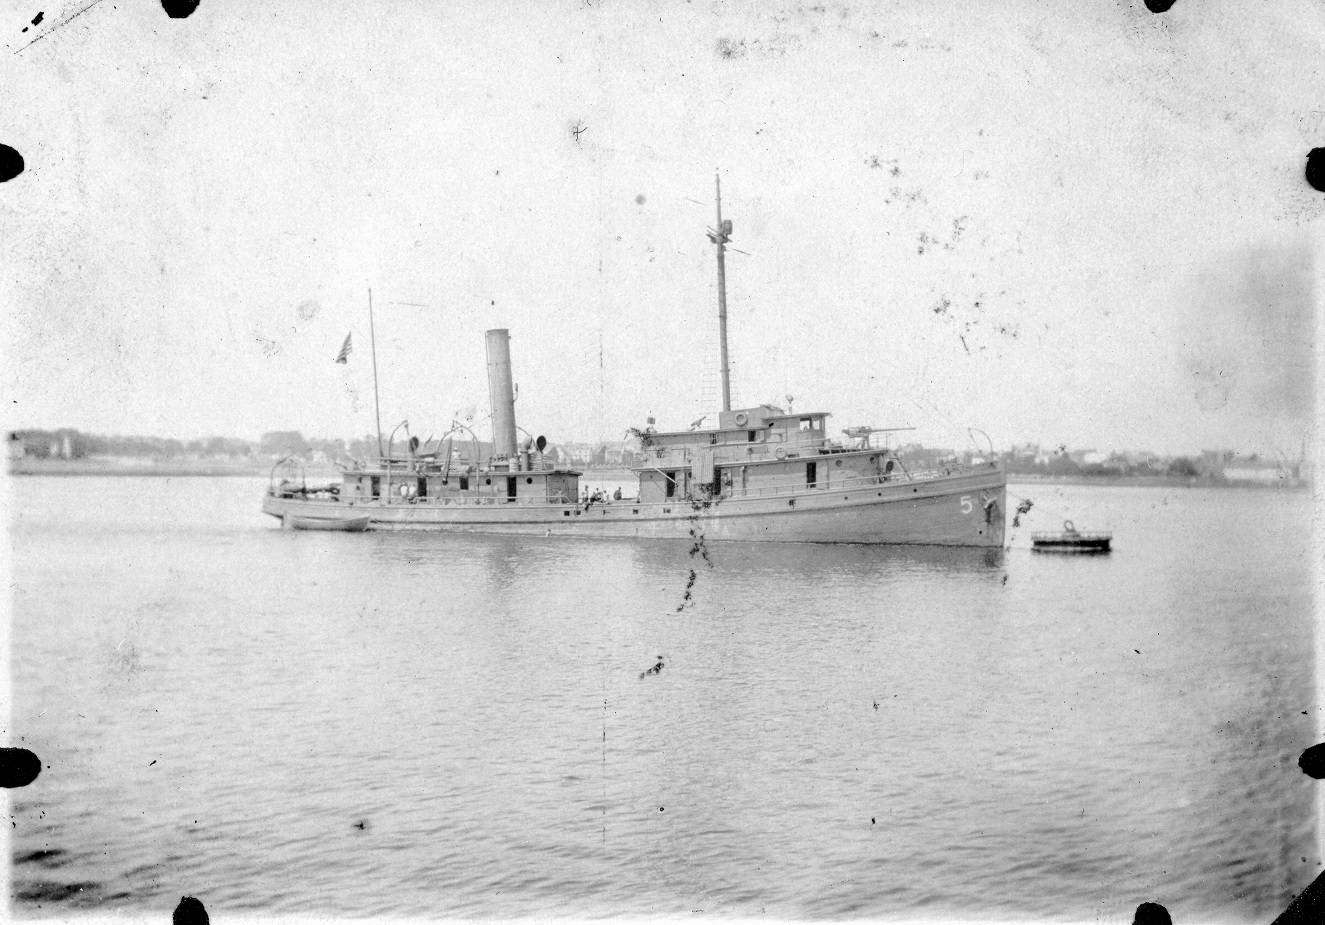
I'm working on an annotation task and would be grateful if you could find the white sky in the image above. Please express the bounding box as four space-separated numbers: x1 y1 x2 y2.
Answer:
3 0 1322 457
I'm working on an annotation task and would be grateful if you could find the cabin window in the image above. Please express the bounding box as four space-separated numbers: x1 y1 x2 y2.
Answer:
370 476 381 498
747 430 757 442
665 471 677 498
709 433 718 446
506 476 517 500
459 476 469 491
800 418 812 432
806 462 817 487
416 477 427 498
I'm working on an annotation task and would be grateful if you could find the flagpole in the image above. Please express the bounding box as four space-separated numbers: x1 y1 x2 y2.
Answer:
369 288 383 457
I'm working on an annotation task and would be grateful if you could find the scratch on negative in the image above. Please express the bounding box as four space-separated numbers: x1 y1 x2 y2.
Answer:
13 0 110 55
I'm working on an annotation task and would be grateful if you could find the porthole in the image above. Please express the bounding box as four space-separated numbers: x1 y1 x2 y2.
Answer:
526 477 533 484
485 478 491 485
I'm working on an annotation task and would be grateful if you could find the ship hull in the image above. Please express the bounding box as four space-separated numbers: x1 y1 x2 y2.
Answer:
263 464 1006 547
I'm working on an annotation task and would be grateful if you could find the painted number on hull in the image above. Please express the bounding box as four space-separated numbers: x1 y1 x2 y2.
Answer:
960 495 972 514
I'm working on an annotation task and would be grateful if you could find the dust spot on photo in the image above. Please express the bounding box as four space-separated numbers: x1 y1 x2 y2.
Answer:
1299 743 1325 779
716 37 747 59
1179 244 1313 431
173 895 209 925
0 144 25 183
296 300 321 321
1132 901 1171 925
0 748 42 788
1306 148 1325 193
1187 358 1234 411
161 0 200 18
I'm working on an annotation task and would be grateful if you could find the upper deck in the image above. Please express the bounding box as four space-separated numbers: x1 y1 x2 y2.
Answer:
636 405 834 469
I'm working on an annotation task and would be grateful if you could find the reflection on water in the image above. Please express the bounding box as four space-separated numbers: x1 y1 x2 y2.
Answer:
8 476 1317 920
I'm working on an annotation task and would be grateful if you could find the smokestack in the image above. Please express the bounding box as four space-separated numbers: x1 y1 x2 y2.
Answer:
485 329 518 460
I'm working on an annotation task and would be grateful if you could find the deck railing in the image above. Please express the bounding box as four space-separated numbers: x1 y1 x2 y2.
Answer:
271 461 1003 508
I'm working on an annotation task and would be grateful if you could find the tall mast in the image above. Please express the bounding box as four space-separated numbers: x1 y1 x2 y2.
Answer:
368 288 383 456
713 172 733 412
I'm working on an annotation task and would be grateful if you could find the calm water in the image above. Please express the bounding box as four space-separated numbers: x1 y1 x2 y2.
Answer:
7 476 1317 921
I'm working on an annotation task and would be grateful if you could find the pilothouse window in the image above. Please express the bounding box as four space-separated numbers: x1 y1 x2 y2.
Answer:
665 471 677 498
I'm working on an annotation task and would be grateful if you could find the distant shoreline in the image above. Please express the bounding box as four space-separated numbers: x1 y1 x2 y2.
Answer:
7 459 333 479
4 459 636 481
6 458 1307 490
1006 474 1308 491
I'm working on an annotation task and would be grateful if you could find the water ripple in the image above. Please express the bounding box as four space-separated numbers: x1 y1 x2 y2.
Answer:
9 478 1317 919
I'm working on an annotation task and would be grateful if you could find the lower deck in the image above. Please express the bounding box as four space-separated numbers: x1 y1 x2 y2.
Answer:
264 462 1007 546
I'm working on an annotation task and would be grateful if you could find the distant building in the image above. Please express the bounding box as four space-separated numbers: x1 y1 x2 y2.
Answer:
1221 465 1290 485
1069 449 1106 466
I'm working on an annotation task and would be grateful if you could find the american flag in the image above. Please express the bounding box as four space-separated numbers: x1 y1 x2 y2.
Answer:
335 332 352 364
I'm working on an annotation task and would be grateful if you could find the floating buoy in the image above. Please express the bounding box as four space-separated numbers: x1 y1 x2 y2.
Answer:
1032 520 1112 554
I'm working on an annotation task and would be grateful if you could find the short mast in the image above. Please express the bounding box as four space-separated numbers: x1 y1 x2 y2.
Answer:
369 288 383 456
711 172 733 413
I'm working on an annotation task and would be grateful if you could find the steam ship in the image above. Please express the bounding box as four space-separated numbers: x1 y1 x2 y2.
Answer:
262 180 1006 546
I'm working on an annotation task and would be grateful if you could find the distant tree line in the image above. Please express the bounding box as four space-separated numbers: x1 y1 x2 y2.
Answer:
3 428 1272 481
1003 449 1215 480
10 428 345 460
